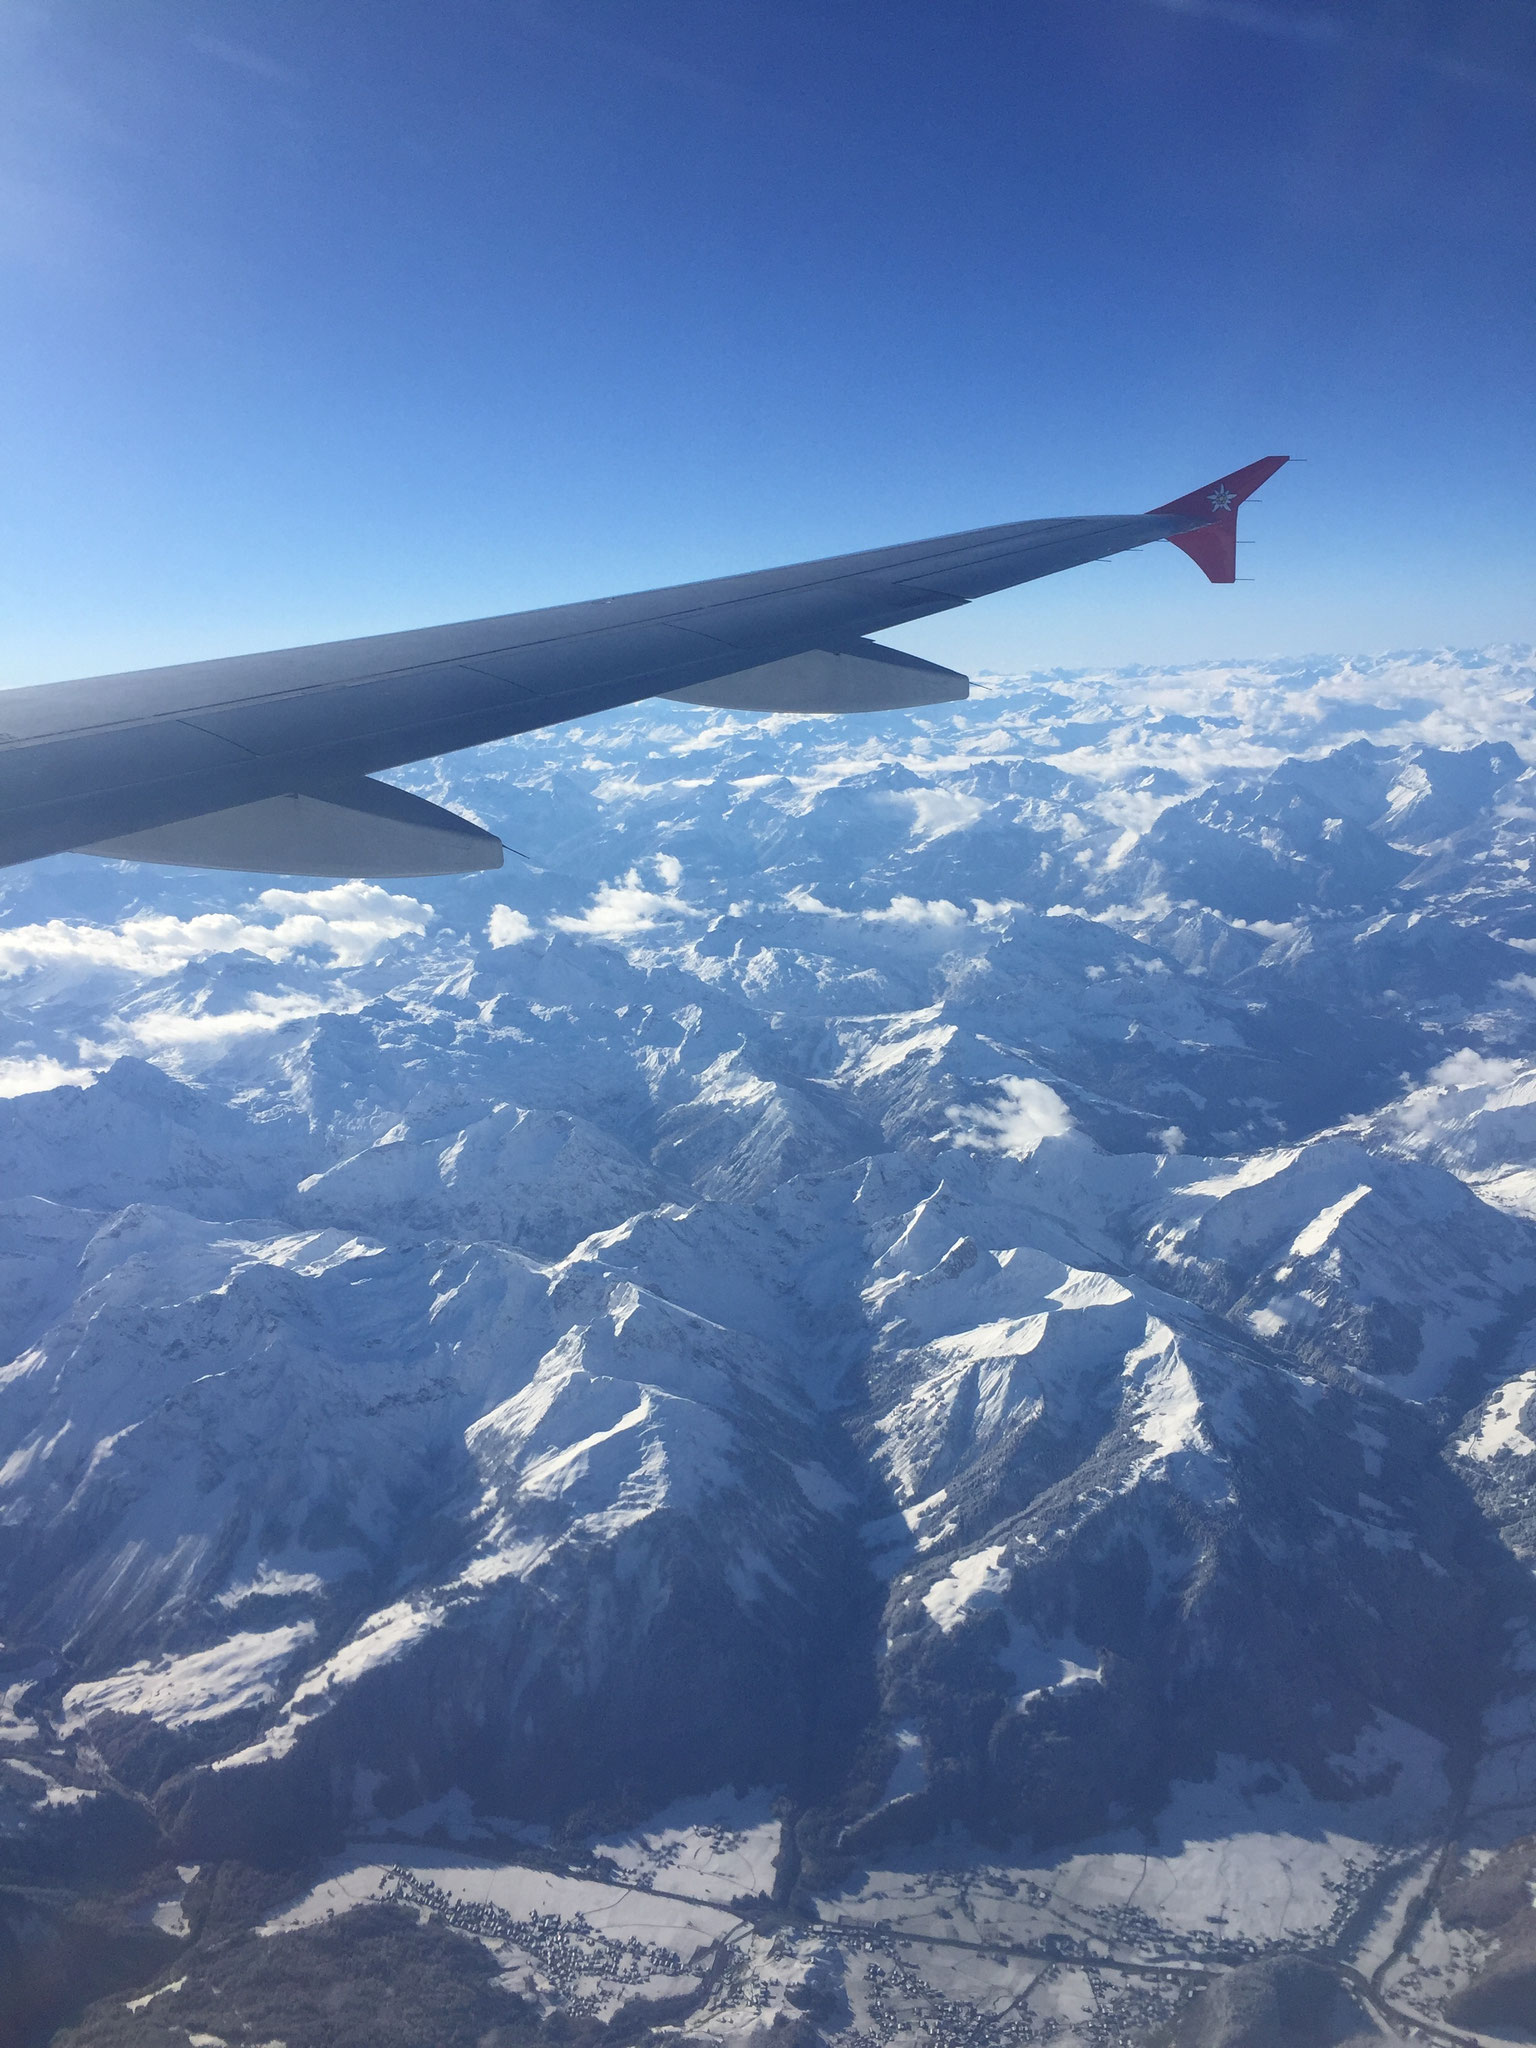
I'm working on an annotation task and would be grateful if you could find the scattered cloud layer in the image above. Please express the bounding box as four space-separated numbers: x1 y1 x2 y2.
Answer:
784 887 976 931
0 883 429 980
5 646 1534 1112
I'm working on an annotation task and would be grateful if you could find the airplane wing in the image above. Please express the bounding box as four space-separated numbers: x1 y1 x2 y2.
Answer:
0 456 1286 877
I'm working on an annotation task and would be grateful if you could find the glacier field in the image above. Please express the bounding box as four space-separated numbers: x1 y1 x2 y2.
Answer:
6 646 1536 2043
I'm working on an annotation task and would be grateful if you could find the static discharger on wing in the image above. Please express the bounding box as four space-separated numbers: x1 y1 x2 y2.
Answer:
0 457 1288 879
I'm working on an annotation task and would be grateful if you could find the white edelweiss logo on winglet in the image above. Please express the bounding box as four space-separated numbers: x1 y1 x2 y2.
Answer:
1207 485 1236 511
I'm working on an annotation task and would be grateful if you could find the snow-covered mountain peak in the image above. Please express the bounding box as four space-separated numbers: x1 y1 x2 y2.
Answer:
9 647 1536 2044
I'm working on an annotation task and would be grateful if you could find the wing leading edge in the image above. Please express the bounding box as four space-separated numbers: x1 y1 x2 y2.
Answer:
0 458 1286 875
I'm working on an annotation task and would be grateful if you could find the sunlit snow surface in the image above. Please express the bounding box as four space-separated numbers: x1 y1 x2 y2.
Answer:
7 645 1536 2043
837 1716 1449 1953
257 1847 743 2017
61 1624 317 1730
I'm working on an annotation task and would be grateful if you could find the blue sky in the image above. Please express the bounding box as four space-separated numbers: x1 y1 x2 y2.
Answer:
1 0 1532 688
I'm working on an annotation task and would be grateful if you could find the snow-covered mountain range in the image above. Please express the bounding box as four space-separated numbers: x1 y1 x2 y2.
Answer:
6 645 1536 2046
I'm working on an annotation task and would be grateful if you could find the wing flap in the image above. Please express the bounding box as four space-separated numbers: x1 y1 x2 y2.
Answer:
663 639 968 713
77 777 503 878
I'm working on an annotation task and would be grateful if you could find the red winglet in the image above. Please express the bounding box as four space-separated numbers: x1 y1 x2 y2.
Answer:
1149 455 1289 583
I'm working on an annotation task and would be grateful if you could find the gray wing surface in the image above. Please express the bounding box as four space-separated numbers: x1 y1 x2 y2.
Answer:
0 477 1265 876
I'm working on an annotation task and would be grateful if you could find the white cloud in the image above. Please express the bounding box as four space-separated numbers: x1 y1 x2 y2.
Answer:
783 892 971 930
0 883 429 980
950 1077 1076 1158
971 898 1025 929
0 1055 98 1098
1428 1049 1525 1090
487 905 537 948
548 864 700 939
783 885 847 918
124 992 343 1050
900 788 986 840
863 896 969 929
1375 1047 1534 1149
